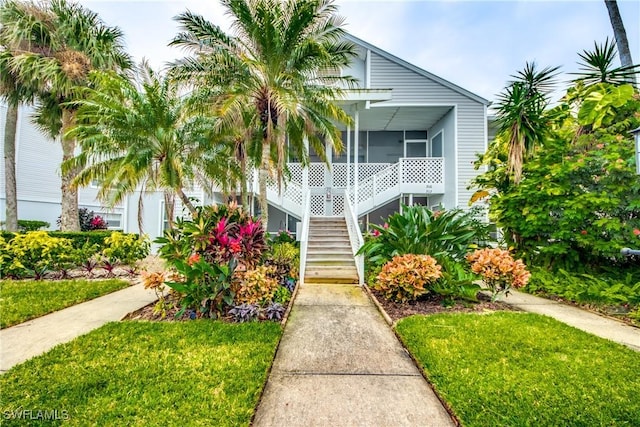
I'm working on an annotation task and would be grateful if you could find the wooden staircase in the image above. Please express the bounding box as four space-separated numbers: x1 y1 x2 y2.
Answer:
304 217 359 285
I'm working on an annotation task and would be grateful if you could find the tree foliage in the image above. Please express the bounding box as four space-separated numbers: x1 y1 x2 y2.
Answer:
474 61 640 270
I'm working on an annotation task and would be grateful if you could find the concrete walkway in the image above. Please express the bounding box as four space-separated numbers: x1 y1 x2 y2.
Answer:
502 290 640 352
0 283 158 373
252 284 454 427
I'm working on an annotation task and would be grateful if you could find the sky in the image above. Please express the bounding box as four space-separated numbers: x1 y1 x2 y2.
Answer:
78 0 640 104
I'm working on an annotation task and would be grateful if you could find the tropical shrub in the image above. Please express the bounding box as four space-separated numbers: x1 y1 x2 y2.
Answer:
234 265 279 305
466 248 531 300
157 203 267 270
3 231 74 279
164 257 237 318
49 231 114 250
358 205 492 267
433 256 481 302
57 208 108 232
102 232 150 273
270 229 297 246
375 254 442 303
267 242 300 285
17 220 50 232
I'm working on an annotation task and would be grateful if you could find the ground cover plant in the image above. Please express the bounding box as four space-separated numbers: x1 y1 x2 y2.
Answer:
0 278 130 328
525 267 640 325
396 312 640 426
0 321 281 426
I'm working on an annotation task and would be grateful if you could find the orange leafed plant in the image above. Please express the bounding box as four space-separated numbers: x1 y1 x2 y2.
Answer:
375 254 442 303
465 248 530 300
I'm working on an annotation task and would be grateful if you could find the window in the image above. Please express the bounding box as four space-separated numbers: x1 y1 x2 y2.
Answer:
96 212 122 230
405 139 427 158
160 201 171 233
430 131 443 157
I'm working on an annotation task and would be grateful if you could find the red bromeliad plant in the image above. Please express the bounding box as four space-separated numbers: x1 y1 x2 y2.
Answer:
466 248 530 300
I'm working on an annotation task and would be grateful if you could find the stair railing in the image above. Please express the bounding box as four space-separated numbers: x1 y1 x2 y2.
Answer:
344 190 364 285
299 189 311 286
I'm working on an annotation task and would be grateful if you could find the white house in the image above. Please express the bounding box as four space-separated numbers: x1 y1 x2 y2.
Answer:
1 34 490 242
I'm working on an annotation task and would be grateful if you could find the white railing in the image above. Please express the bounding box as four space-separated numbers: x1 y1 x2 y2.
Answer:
251 157 444 219
298 190 311 286
344 190 364 286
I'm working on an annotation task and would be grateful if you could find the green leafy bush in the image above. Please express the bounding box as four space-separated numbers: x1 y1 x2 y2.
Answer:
234 265 279 305
48 231 114 250
272 286 292 305
267 242 300 285
3 231 74 279
270 229 297 247
165 257 237 318
103 232 150 269
17 220 50 232
526 268 640 306
358 205 491 267
375 254 442 303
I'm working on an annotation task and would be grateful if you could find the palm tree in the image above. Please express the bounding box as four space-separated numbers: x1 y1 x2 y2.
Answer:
495 62 560 184
64 63 239 232
1 0 131 231
0 47 36 232
571 38 639 87
169 0 356 227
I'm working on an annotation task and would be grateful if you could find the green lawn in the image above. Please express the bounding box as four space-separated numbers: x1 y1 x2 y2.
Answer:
396 312 640 427
0 279 131 328
0 321 282 426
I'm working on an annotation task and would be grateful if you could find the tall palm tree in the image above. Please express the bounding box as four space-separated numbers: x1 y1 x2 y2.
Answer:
0 47 36 232
495 62 560 184
64 63 239 232
1 0 131 231
169 0 356 227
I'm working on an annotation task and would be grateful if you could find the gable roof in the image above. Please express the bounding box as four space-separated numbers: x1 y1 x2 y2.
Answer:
344 33 490 106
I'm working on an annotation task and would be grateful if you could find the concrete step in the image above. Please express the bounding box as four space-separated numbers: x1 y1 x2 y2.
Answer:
306 258 356 266
307 248 354 256
304 267 359 284
308 235 351 243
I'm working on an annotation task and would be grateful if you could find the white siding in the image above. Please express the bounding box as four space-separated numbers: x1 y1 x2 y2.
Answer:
0 103 123 227
368 52 486 208
428 108 456 208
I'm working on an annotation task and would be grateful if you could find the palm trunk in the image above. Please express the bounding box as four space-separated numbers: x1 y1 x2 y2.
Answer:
604 0 633 69
4 104 19 232
59 109 80 231
163 192 175 230
258 142 270 229
177 188 197 216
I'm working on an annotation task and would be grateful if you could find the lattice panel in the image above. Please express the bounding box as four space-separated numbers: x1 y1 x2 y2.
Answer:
331 164 348 188
376 165 399 193
332 194 345 216
309 163 325 187
310 194 325 216
402 158 444 184
358 179 374 203
287 163 304 184
284 182 303 205
358 163 392 181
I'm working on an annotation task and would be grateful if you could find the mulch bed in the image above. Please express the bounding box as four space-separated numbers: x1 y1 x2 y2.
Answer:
369 289 519 322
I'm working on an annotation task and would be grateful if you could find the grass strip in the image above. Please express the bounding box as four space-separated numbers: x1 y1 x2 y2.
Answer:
396 312 640 426
0 279 131 328
1 321 282 426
